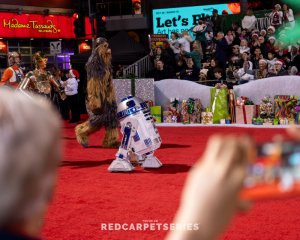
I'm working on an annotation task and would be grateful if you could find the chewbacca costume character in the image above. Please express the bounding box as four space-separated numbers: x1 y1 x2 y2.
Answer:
75 37 119 148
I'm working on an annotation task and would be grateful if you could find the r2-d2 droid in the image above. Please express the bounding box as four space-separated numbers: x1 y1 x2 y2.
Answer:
108 96 162 172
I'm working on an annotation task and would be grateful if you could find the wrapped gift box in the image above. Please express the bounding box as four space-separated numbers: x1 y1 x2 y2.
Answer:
163 111 173 123
181 98 202 124
235 105 257 124
274 95 298 120
192 98 202 123
201 112 213 124
150 106 162 123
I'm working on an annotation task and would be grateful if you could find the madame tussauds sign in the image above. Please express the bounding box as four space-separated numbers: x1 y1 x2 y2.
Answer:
3 18 61 33
0 12 92 38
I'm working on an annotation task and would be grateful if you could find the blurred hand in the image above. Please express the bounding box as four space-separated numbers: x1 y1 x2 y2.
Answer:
166 135 255 240
287 127 300 140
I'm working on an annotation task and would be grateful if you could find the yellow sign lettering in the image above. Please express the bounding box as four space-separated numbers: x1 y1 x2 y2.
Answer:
3 18 61 34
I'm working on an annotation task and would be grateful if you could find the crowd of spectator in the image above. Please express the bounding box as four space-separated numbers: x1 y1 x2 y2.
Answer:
148 4 300 88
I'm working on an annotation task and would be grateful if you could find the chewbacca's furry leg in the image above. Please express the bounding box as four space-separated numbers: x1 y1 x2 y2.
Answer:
102 128 120 148
75 121 98 148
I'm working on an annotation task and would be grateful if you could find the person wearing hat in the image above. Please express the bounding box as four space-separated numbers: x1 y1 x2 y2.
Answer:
61 69 81 124
199 68 208 83
266 36 276 53
260 29 267 38
0 51 24 88
267 26 276 38
269 59 288 76
267 4 283 29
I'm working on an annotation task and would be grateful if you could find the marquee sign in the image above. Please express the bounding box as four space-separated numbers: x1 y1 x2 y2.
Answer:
152 3 240 37
0 13 92 39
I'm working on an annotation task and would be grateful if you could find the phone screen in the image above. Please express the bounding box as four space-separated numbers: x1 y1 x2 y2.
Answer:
241 141 300 200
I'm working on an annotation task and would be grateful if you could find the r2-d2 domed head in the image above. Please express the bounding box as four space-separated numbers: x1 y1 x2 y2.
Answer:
116 96 148 120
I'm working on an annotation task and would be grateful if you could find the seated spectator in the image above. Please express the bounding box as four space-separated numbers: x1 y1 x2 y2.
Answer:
251 47 263 69
257 36 268 58
231 45 241 59
225 30 234 46
227 56 242 80
290 45 300 70
260 29 267 38
289 66 299 75
239 39 250 55
267 26 276 38
275 42 289 60
175 54 188 74
204 58 219 81
269 59 289 76
250 32 260 49
289 45 299 61
267 50 277 71
211 67 225 86
255 59 269 79
239 28 249 41
0 89 61 240
199 68 208 83
242 9 257 32
234 59 255 84
179 58 200 82
149 60 176 81
268 36 276 48
150 46 173 69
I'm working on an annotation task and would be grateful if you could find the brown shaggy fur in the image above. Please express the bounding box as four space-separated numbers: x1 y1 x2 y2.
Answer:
75 38 119 148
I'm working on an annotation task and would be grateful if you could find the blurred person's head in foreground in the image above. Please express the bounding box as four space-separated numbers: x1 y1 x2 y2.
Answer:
0 89 61 239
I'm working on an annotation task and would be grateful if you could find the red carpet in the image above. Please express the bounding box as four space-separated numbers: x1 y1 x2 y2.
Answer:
43 124 300 240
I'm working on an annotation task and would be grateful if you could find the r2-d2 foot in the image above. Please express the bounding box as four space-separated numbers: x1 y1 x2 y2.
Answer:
141 152 163 168
108 96 162 172
108 154 134 172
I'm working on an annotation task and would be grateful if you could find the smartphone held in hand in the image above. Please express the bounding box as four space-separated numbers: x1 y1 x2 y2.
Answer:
241 141 300 201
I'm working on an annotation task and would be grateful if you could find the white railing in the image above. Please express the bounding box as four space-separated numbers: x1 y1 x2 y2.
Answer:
123 54 152 78
255 17 272 30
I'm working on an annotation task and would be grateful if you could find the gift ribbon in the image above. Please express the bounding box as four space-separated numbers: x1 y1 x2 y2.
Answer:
236 97 248 124
211 89 220 113
275 96 287 119
242 105 247 124
228 90 236 123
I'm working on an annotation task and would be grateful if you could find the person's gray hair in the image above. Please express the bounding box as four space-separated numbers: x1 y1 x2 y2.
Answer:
290 66 298 75
0 89 61 226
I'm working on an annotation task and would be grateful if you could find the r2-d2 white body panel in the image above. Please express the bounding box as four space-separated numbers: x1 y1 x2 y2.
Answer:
108 96 162 172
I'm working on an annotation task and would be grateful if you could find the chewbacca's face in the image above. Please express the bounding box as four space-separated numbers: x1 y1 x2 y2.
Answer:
96 42 112 64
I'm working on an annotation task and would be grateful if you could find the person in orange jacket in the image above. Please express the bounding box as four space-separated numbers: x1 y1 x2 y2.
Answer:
0 52 24 88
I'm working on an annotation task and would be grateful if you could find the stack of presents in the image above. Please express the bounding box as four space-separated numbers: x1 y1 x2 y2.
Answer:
148 84 300 125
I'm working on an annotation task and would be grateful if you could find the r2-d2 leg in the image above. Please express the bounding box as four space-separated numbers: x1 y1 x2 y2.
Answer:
141 151 163 168
108 123 134 172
